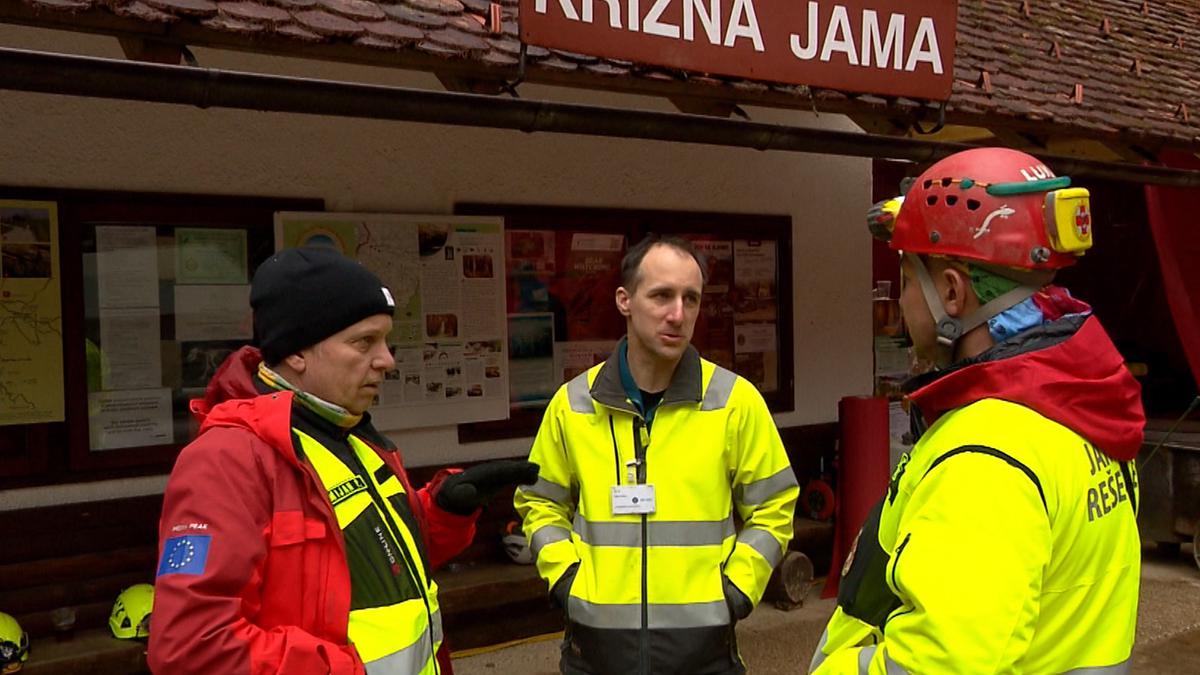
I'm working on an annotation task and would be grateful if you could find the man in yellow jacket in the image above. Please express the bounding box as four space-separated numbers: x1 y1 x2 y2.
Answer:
811 147 1144 673
516 234 798 675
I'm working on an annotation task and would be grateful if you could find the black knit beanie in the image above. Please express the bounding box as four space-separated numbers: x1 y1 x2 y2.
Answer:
250 246 395 365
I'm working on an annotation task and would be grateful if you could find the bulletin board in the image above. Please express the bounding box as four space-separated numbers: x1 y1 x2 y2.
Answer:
455 203 794 443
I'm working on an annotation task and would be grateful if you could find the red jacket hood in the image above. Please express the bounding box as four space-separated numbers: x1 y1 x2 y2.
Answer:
189 345 300 467
907 315 1145 461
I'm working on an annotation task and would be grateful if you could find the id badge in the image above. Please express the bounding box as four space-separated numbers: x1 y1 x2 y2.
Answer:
611 485 656 515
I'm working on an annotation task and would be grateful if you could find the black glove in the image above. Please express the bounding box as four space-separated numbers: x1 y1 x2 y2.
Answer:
435 459 540 515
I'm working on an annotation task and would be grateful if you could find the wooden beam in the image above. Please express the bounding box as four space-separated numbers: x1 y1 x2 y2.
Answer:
905 123 994 144
117 36 181 65
436 73 508 96
668 96 737 118
989 127 1047 151
1101 141 1162 163
847 113 909 136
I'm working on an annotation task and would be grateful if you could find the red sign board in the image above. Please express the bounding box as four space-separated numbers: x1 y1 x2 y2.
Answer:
520 0 957 101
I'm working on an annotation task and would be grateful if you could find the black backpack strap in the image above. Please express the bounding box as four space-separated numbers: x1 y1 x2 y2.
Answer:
1119 461 1137 515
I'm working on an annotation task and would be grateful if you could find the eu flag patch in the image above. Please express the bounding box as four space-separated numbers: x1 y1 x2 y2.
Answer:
157 535 212 577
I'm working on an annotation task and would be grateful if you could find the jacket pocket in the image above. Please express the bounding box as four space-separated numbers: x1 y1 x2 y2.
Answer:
722 575 752 623
554 562 581 619
269 511 327 546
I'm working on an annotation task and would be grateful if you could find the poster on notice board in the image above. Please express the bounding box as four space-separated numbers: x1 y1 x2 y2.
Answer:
275 212 508 430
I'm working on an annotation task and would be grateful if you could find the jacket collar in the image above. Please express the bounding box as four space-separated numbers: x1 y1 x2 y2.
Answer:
903 314 1145 461
903 314 1086 395
590 336 704 413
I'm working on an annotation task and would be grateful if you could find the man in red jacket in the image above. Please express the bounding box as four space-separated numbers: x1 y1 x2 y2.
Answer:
149 246 537 674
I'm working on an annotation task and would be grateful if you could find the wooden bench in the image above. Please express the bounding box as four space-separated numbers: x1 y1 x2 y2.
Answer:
0 495 159 675
0 478 558 674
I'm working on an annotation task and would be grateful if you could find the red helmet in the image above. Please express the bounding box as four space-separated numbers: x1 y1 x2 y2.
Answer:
881 147 1093 270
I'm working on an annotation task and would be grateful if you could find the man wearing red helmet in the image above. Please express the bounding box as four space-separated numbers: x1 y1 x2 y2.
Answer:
810 148 1145 673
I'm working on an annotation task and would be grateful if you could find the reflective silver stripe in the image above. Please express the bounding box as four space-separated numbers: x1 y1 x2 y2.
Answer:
567 372 594 413
1062 659 1131 675
568 598 730 629
573 514 735 547
857 644 876 675
364 626 433 675
700 366 738 411
735 467 800 506
521 477 572 505
430 609 443 645
808 627 829 673
530 525 571 556
738 527 784 567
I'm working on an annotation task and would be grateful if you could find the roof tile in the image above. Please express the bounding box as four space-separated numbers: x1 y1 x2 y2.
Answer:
584 62 629 77
354 35 399 49
274 20 324 40
401 0 462 15
202 14 267 32
27 0 91 10
362 19 423 42
457 0 487 13
317 0 385 21
538 56 578 72
445 13 484 34
291 9 364 36
484 36 520 56
641 70 675 82
380 3 445 28
142 0 218 17
550 49 597 64
217 1 291 23
425 26 488 53
479 50 517 67
10 0 1200 148
111 1 180 22
728 80 768 93
414 39 461 56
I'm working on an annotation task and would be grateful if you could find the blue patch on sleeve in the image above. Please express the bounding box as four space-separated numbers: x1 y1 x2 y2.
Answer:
157 535 212 577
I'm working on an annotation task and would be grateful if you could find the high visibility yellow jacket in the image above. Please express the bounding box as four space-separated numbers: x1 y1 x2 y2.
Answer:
300 430 443 675
811 316 1145 675
515 343 798 675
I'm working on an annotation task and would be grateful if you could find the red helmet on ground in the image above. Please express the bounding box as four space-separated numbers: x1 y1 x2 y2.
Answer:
880 147 1093 271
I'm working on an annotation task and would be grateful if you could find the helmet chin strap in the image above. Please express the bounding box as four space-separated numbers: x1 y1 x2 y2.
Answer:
906 254 1042 348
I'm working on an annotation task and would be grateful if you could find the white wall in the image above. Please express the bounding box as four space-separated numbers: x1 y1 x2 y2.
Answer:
0 25 873 510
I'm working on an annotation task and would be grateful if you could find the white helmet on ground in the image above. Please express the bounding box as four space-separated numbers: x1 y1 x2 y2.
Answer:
503 521 533 565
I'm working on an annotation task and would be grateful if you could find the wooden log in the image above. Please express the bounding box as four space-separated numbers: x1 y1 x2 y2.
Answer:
764 551 814 611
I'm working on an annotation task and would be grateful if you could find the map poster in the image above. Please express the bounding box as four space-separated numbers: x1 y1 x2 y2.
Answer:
274 212 508 430
0 200 63 425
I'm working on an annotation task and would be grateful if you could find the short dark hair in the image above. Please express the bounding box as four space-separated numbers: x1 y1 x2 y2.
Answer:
620 234 708 292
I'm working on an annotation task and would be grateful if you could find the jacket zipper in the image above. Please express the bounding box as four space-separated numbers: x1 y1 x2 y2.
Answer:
348 446 439 674
609 415 621 486
632 416 649 675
